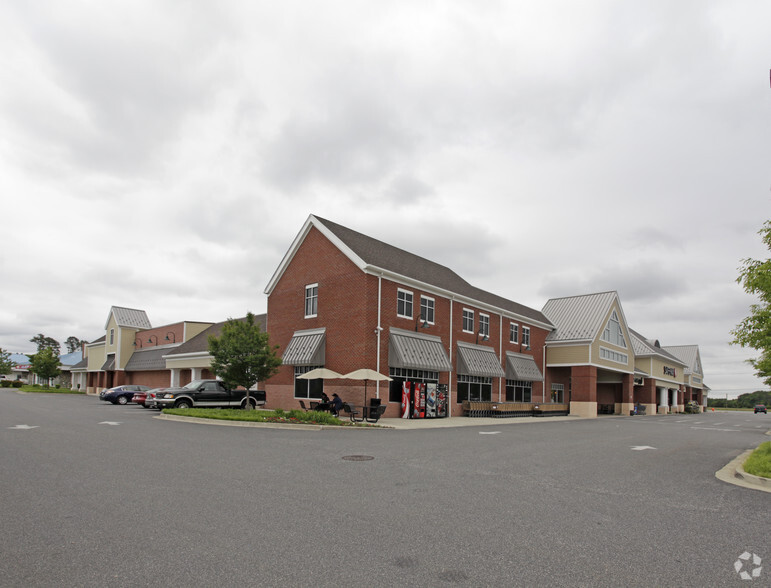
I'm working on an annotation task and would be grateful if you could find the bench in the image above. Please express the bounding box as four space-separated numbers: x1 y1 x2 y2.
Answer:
341 403 362 423
363 405 387 423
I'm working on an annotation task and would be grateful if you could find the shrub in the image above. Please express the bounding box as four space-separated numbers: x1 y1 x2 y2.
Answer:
0 380 11 388
12 381 23 388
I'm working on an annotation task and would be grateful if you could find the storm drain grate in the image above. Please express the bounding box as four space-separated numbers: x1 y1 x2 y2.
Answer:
342 455 374 461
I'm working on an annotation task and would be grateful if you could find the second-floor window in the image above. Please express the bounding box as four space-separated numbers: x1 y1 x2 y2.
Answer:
510 323 519 343
420 296 435 324
462 309 474 333
397 289 413 318
305 284 318 318
109 329 114 345
522 326 531 348
479 314 490 338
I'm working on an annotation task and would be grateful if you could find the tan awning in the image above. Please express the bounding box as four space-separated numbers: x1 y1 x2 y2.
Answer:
282 328 325 366
457 342 505 378
389 328 452 372
504 351 543 382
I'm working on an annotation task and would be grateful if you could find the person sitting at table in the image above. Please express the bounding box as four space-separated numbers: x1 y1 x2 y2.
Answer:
330 393 343 416
320 391 330 404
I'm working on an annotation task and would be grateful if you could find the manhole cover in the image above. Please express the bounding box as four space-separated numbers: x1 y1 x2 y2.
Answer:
342 455 374 461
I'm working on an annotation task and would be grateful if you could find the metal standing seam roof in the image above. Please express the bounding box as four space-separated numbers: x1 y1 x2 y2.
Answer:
542 291 619 342
124 346 179 371
504 352 543 382
662 345 701 376
106 306 152 330
310 216 553 328
456 341 505 378
388 328 452 372
282 329 326 366
629 328 687 365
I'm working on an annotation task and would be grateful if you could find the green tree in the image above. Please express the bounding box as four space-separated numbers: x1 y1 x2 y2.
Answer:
207 313 281 409
29 348 61 388
64 336 86 354
30 334 61 357
732 221 771 386
0 347 13 376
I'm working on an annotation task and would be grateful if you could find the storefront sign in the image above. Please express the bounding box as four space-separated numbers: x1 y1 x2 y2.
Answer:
663 366 676 377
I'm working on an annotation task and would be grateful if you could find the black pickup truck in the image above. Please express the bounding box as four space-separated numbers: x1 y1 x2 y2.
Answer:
153 379 266 410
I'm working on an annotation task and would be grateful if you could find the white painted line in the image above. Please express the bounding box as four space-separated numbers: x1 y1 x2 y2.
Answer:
8 424 38 430
99 421 122 426
690 427 740 432
479 431 501 435
631 446 656 451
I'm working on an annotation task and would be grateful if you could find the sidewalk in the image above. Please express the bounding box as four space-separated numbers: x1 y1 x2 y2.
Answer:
378 414 586 429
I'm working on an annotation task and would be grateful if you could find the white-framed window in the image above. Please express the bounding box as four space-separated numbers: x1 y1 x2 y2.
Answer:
109 329 114 345
522 326 531 347
601 310 626 348
509 323 519 344
599 346 628 364
551 383 565 403
462 309 474 333
294 365 324 399
505 380 532 402
457 374 492 403
397 289 413 318
420 296 435 324
479 313 490 338
304 284 318 318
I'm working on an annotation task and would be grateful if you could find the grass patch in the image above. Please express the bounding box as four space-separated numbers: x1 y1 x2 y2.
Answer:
161 407 377 427
18 385 85 394
743 441 771 479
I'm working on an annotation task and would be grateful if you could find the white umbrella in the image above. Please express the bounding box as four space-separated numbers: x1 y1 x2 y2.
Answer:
297 368 343 380
342 369 392 405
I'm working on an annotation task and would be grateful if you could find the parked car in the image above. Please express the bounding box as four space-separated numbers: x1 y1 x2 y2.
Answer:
135 388 162 409
102 385 152 405
755 404 767 414
153 379 266 410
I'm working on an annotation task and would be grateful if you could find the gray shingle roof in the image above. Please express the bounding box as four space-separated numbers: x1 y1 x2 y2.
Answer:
125 346 178 371
313 216 552 327
165 315 268 356
542 291 619 342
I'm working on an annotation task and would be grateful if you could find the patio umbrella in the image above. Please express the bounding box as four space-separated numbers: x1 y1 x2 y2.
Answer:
296 368 343 380
341 368 392 405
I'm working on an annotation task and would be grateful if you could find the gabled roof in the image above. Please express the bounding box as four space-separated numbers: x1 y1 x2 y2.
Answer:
629 329 686 365
59 351 83 366
105 306 152 330
662 345 702 376
165 315 268 356
265 215 552 328
542 291 627 343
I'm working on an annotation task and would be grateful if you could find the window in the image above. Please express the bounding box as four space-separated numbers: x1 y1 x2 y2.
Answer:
397 289 413 318
420 296 435 324
551 383 565 403
109 329 114 345
601 310 626 348
456 374 492 403
462 309 474 333
509 323 519 343
505 380 532 402
479 314 490 338
600 347 628 364
294 365 324 399
522 326 530 348
304 284 318 318
388 368 438 402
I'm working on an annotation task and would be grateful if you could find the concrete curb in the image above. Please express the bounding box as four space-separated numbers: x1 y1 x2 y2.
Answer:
154 413 391 431
716 447 771 494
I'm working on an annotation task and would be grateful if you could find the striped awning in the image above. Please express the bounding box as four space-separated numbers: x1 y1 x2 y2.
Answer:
504 351 543 382
100 355 115 371
282 328 326 366
389 328 452 372
456 342 505 378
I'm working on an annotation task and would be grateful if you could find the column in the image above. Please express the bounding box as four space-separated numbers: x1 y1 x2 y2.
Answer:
192 368 202 380
658 387 668 414
170 368 180 387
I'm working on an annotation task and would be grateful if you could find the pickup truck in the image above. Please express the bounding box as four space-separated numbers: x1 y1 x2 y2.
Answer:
153 379 266 410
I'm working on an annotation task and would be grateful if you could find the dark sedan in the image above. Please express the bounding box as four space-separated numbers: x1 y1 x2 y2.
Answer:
101 385 152 405
755 404 767 414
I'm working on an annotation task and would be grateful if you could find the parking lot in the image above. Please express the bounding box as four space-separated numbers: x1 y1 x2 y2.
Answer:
1 391 768 587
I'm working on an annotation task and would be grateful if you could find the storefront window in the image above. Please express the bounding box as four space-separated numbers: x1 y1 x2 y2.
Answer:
551 383 564 403
457 374 492 403
388 368 438 402
505 380 532 402
294 365 324 399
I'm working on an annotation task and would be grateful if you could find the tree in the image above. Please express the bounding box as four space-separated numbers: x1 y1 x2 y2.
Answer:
64 336 86 354
30 334 61 357
0 348 13 376
207 313 282 409
732 221 771 385
29 348 61 388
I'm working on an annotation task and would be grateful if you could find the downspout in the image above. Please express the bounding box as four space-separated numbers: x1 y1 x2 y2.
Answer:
376 274 382 399
499 313 503 402
449 298 453 417
542 341 547 403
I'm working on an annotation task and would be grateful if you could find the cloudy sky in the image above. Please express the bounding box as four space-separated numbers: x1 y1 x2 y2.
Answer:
1 1 769 397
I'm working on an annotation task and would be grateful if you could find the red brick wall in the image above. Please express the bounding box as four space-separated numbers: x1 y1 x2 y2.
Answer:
571 365 597 403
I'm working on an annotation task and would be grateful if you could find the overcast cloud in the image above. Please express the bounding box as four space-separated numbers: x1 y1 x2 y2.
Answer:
1 1 769 398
